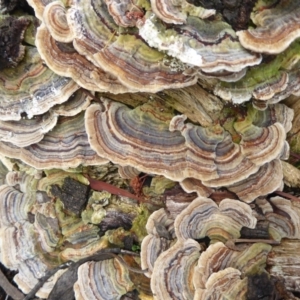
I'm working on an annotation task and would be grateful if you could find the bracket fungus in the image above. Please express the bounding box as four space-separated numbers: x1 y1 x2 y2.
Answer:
0 112 108 169
150 0 215 24
86 98 290 202
151 238 201 300
138 13 262 73
237 0 300 54
193 241 273 300
0 46 79 120
174 197 257 242
2 0 300 299
74 258 134 300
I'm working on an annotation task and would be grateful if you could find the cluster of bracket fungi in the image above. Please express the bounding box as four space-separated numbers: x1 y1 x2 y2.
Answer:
1 0 300 299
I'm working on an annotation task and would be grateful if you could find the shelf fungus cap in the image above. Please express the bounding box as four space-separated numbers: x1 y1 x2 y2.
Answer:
227 159 283 203
93 34 197 93
74 258 134 300
150 0 215 24
174 197 257 242
235 121 287 166
193 242 272 294
151 238 201 300
138 13 262 73
104 0 145 27
36 24 128 93
256 196 300 241
0 47 79 120
43 1 74 43
0 112 108 169
141 208 175 277
86 99 262 185
0 185 34 227
237 0 300 54
0 111 58 148
194 267 248 300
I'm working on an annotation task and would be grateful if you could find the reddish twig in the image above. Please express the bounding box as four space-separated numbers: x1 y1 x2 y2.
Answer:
85 176 144 202
273 190 300 201
289 151 300 161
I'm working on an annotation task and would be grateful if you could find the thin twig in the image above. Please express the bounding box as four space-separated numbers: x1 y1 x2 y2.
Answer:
0 268 24 300
232 238 280 245
274 190 300 201
23 261 72 300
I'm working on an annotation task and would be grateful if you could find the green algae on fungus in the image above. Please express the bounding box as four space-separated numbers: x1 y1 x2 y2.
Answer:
81 191 110 224
215 40 300 104
138 12 261 73
150 0 215 24
86 98 289 190
93 34 197 92
0 46 79 120
194 242 272 300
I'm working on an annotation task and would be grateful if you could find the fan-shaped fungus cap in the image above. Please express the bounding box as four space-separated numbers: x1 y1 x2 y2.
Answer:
180 178 213 198
141 208 175 277
0 47 79 120
237 0 300 54
256 196 300 241
150 0 215 24
0 112 108 169
93 34 197 92
151 238 201 300
174 197 257 242
85 99 267 185
74 258 134 300
194 267 248 300
36 24 129 93
52 89 92 117
0 111 58 148
138 13 262 73
214 40 300 105
43 1 74 43
104 0 145 27
0 185 34 227
227 159 283 203
193 242 272 295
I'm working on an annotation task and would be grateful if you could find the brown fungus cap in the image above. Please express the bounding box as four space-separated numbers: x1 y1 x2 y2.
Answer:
174 197 257 242
151 238 201 300
150 0 215 24
74 259 134 300
237 0 300 54
43 1 74 43
0 112 108 169
138 13 262 74
0 47 79 120
141 208 176 277
0 111 58 147
93 34 197 92
36 24 128 93
194 242 271 299
85 99 269 185
227 159 283 203
104 0 145 27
